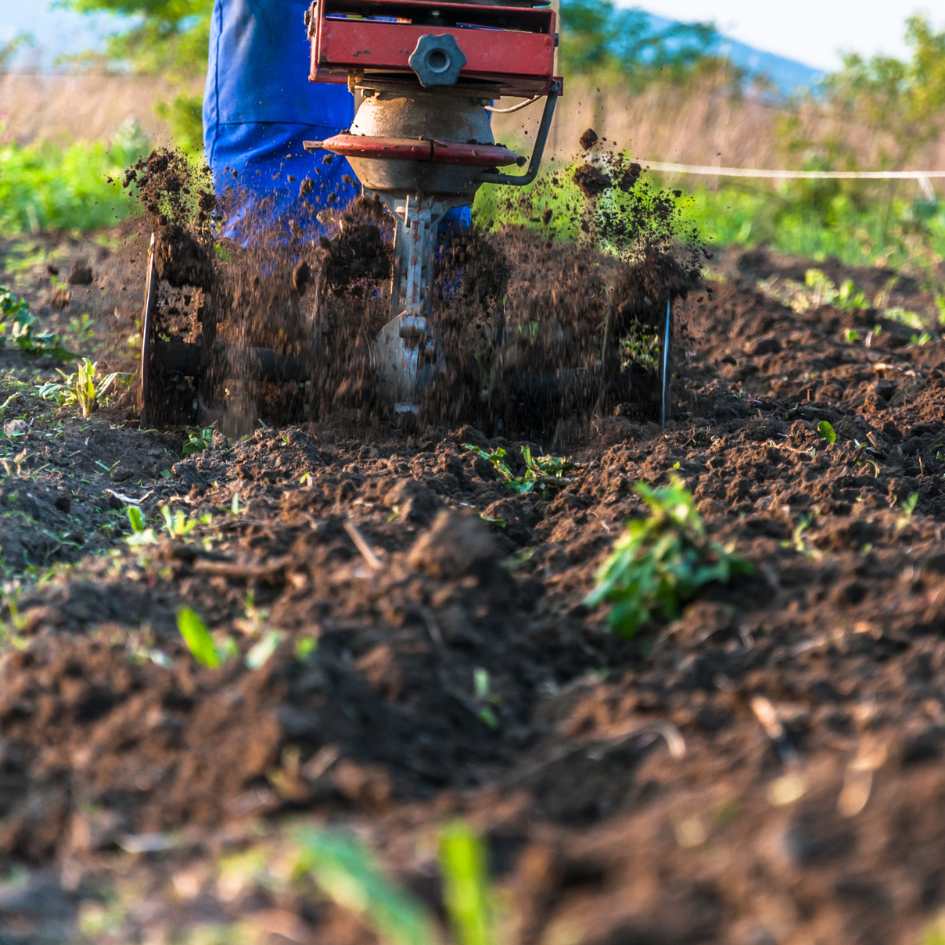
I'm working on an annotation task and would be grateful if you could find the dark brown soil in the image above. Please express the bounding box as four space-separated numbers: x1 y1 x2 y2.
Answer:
4 216 945 943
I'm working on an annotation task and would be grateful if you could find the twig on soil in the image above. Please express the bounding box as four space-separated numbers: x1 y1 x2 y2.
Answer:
504 721 687 786
105 487 154 506
750 695 798 766
192 555 291 581
344 520 384 571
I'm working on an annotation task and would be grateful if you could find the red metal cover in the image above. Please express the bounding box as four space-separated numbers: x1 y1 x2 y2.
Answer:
309 0 558 94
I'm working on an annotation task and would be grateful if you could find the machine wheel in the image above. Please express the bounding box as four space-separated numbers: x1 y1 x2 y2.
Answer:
137 231 208 427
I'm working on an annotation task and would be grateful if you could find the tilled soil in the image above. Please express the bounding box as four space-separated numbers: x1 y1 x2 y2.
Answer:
3 234 945 945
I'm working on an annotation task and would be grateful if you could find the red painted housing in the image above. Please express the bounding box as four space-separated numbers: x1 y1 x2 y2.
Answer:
307 0 559 96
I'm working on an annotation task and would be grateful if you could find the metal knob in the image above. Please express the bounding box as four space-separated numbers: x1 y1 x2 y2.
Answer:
408 34 467 88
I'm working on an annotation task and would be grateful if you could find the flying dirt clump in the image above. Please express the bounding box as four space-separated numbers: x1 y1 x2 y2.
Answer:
579 127 600 151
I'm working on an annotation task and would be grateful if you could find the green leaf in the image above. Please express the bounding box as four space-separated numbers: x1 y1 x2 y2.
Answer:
293 829 434 945
585 475 750 638
439 823 494 945
176 607 223 669
817 420 837 446
127 505 146 533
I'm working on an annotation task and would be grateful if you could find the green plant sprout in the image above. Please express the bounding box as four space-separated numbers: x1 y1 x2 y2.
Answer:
125 505 158 546
817 420 838 446
464 444 572 496
293 822 496 945
584 476 751 638
293 828 436 945
473 668 500 729
0 286 73 359
176 607 236 669
439 823 495 945
803 269 870 312
897 492 920 531
161 505 212 538
183 426 215 457
36 359 124 417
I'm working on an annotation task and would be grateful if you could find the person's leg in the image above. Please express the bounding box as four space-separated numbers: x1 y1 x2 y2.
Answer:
203 0 474 239
203 0 358 237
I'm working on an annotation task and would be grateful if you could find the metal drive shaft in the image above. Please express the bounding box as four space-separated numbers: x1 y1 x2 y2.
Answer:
373 192 460 413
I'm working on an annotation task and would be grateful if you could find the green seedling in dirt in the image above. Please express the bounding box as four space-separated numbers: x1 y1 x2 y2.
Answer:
911 332 933 347
584 476 751 638
176 607 235 670
440 823 495 945
67 314 95 348
183 426 215 457
473 668 500 729
803 270 869 312
817 420 838 446
125 505 158 546
293 822 496 945
843 328 862 344
293 828 436 945
36 359 125 418
0 285 73 360
464 443 572 496
783 515 820 559
882 307 926 331
161 505 212 539
295 636 318 661
897 492 920 532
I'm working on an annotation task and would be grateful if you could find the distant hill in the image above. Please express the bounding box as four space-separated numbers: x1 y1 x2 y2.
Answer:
641 10 824 97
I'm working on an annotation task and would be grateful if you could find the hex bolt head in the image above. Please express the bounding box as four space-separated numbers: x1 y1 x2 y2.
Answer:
408 34 468 88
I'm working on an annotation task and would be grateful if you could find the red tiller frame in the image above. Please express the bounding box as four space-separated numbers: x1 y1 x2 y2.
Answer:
307 0 559 96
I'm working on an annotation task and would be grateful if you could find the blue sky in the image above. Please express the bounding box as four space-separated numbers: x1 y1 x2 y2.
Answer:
0 0 938 71
640 0 928 70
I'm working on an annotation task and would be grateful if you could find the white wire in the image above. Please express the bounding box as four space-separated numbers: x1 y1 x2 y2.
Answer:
640 160 945 182
485 96 542 114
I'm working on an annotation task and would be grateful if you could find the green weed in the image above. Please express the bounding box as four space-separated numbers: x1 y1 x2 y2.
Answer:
293 829 435 945
183 426 215 457
176 607 235 669
125 505 158 546
0 286 72 360
897 492 920 531
0 122 148 235
161 506 212 539
67 314 96 348
36 359 125 417
782 515 820 559
584 476 751 638
293 823 495 945
817 420 838 446
464 444 572 496
440 823 494 945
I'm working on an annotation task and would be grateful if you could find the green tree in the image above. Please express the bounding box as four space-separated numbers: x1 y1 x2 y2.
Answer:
559 0 723 87
824 14 945 167
61 0 210 78
0 33 35 72
61 0 210 152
